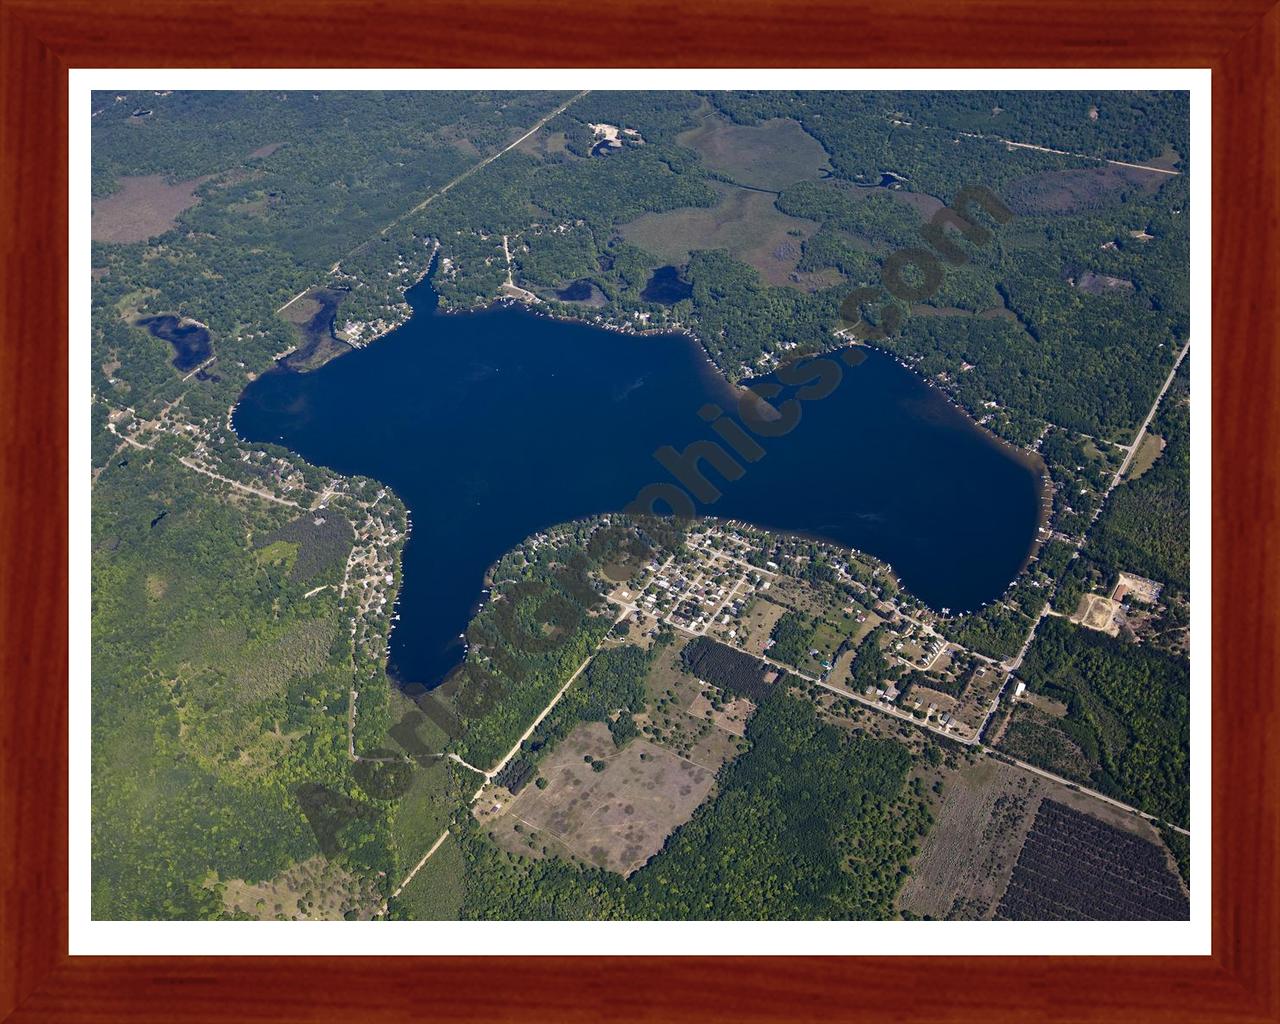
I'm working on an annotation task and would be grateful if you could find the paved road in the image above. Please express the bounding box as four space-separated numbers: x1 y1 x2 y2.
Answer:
994 749 1191 837
1110 339 1192 490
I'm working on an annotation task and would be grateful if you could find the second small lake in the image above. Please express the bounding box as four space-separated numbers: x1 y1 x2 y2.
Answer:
136 314 212 372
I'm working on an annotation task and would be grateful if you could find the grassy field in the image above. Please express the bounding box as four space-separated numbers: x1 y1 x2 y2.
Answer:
618 182 818 287
635 640 742 764
676 113 830 191
1126 431 1167 480
732 596 790 656
516 126 572 160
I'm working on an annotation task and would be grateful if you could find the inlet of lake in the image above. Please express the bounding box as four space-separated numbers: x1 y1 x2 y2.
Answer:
234 276 1045 690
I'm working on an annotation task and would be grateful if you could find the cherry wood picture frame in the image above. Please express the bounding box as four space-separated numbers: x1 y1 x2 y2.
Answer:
2 1 1277 1020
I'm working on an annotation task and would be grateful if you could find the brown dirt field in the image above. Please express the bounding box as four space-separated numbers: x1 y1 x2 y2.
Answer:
1076 593 1122 634
92 173 210 243
247 142 283 159
1113 572 1163 603
493 722 716 875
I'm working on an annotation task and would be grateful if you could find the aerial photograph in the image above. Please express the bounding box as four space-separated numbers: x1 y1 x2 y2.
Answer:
90 88 1192 923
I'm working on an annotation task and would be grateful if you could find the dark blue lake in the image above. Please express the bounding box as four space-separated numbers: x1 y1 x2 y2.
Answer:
234 277 1044 689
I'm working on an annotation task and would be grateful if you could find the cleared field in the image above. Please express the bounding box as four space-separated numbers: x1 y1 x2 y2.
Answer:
809 620 854 667
221 854 383 921
691 692 754 737
947 663 1006 735
767 576 846 619
829 647 857 687
641 639 693 704
905 685 958 718
1113 572 1163 604
1019 689 1069 718
901 752 1183 921
488 722 716 875
735 596 790 656
898 758 1042 920
92 173 209 243
676 114 831 191
516 127 572 159
1125 431 1167 480
618 182 818 287
1073 592 1122 635
640 639 751 765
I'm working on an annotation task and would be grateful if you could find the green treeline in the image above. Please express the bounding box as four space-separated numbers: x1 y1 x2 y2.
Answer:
1004 616 1189 826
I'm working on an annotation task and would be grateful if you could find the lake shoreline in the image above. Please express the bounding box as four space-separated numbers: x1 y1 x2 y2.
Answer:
238 278 1047 687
